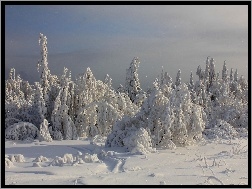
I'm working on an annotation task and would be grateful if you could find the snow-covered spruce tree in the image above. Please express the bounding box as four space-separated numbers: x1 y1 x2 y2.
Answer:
5 69 36 129
208 58 216 91
37 33 50 118
196 65 204 81
125 57 142 103
30 82 47 127
74 67 101 116
204 57 210 91
5 69 24 129
37 33 61 124
175 69 182 87
51 68 77 140
169 83 206 146
198 60 248 129
38 119 52 142
222 61 229 82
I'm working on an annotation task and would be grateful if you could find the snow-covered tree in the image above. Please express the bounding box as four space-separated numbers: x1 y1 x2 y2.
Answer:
30 82 46 127
51 68 77 140
222 61 228 82
37 33 50 118
175 69 181 87
38 119 52 142
125 57 142 102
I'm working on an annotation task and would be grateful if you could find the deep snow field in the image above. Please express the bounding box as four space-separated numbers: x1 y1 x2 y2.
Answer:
5 136 248 186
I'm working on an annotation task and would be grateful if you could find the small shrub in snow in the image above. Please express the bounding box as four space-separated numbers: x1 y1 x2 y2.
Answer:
63 153 74 164
82 153 100 163
5 158 14 168
5 122 39 141
33 155 49 162
9 155 16 163
49 156 65 166
203 120 239 140
14 154 25 163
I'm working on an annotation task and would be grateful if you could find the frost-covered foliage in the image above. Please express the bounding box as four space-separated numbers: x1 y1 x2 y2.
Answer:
5 158 14 168
50 68 77 140
5 34 247 149
5 122 39 141
107 81 206 150
203 119 241 140
49 153 100 166
33 155 49 162
125 57 142 102
122 127 155 154
38 119 52 142
106 125 155 154
82 153 100 163
7 154 26 163
192 58 248 130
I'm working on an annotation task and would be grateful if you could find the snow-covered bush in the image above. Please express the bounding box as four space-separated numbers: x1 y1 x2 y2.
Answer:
63 153 74 164
82 153 100 163
106 122 155 154
33 155 49 162
122 127 155 154
203 119 239 140
9 155 16 163
5 122 39 141
14 154 25 163
5 158 14 168
49 156 65 166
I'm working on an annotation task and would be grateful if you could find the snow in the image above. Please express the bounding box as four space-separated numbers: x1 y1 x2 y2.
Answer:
5 137 248 185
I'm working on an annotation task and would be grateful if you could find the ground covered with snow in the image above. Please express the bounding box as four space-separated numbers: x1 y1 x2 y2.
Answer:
5 137 248 186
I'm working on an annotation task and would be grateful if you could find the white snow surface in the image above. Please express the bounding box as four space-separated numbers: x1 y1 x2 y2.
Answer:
5 137 248 185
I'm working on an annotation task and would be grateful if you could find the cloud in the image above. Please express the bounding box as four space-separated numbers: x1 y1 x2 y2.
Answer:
5 5 248 89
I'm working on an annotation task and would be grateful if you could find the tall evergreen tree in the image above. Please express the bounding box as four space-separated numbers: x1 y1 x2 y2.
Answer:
125 57 142 102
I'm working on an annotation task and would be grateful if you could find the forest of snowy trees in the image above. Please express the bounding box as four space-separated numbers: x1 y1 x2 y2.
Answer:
5 34 248 152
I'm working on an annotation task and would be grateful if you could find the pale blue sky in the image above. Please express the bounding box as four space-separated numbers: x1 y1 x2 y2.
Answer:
5 5 248 89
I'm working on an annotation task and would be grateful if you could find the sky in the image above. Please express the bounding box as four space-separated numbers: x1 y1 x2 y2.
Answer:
5 5 248 90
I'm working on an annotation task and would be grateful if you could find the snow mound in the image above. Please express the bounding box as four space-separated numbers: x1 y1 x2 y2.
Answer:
5 158 14 168
5 122 39 141
33 155 49 162
203 120 239 140
32 162 42 167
